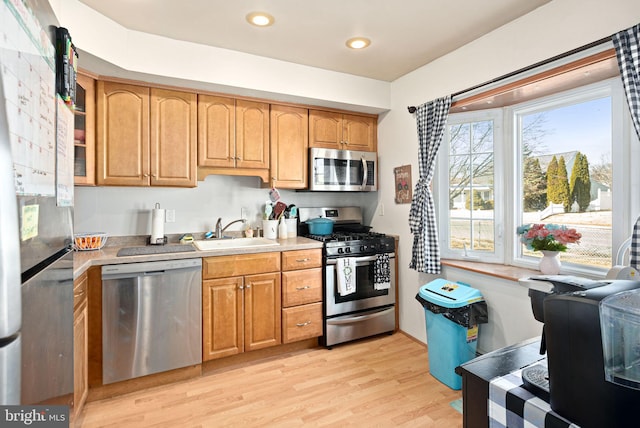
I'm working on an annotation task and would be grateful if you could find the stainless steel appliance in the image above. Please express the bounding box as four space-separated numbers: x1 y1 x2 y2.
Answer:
526 276 640 427
1 0 75 406
309 148 377 191
299 207 395 347
101 259 202 384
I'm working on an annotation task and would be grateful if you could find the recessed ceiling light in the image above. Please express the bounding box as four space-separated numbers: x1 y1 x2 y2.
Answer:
346 37 371 49
246 12 275 27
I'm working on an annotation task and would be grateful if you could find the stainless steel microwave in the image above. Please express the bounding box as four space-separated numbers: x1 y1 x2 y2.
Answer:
309 148 377 192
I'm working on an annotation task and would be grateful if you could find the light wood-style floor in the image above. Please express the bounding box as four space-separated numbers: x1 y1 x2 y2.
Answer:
78 333 463 427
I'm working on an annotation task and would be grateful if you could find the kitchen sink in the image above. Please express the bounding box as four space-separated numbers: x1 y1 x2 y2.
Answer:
193 237 280 251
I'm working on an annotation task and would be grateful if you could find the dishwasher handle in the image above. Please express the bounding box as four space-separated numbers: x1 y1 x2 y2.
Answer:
102 258 202 280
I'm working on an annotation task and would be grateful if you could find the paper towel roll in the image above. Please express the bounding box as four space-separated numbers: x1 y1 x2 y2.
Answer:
151 207 165 244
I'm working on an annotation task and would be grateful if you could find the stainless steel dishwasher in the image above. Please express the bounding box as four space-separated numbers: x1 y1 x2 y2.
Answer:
101 258 202 385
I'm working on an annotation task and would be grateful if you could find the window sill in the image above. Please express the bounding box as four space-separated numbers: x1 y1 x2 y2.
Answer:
441 259 541 282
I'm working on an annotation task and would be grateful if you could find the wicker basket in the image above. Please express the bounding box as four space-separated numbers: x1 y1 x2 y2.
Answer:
74 232 108 251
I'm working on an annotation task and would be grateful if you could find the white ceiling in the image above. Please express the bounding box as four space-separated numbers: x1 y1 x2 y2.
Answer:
77 0 551 82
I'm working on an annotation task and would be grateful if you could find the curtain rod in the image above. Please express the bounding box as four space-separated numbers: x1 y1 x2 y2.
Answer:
407 35 612 114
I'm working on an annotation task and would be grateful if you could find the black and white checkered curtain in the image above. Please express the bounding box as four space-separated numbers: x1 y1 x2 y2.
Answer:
613 23 640 141
409 96 452 274
613 24 640 268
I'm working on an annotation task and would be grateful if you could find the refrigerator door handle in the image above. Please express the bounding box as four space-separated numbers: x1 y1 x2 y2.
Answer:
0 64 22 340
0 335 20 405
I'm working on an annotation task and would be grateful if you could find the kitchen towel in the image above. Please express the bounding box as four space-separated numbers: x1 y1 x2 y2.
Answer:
336 257 356 296
374 253 391 290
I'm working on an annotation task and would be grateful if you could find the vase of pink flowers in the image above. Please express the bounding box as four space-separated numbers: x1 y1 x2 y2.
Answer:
517 223 582 274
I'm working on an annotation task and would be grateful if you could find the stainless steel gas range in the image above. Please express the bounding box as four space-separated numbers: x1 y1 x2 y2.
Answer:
298 207 396 348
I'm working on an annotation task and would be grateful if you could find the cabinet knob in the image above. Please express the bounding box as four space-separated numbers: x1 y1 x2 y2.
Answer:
143 173 149 177
245 284 251 289
238 285 244 290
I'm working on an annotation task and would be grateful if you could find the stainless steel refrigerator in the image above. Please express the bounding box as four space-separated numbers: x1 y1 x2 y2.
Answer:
0 0 74 406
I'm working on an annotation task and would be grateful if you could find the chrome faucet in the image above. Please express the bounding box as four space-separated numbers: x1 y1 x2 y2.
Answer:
215 218 246 239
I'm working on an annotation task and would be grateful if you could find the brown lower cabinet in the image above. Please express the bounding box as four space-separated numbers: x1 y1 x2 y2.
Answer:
281 249 323 343
72 271 89 423
202 253 282 361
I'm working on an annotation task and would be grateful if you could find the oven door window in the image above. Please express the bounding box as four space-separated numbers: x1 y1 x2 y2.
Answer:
334 262 388 303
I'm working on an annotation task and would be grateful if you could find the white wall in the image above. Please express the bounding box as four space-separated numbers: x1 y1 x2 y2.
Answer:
74 175 379 237
373 0 640 350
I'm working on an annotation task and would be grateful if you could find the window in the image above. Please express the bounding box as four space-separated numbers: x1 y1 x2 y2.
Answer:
436 47 640 275
513 83 614 269
438 110 504 263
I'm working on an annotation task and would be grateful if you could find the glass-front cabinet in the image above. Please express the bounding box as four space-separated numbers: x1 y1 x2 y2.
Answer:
74 72 95 186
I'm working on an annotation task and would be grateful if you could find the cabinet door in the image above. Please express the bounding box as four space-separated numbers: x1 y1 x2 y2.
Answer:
309 110 342 149
270 105 308 189
150 89 197 187
236 99 269 169
96 81 150 186
197 95 235 167
72 301 88 421
244 272 281 351
343 114 377 152
202 277 244 361
74 73 95 186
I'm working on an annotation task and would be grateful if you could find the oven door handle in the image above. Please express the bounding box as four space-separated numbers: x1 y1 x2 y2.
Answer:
326 307 394 325
326 253 395 265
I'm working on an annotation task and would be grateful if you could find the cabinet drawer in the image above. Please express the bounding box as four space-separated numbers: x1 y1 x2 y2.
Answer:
282 268 322 307
73 272 88 311
203 252 280 279
281 249 322 271
282 302 323 344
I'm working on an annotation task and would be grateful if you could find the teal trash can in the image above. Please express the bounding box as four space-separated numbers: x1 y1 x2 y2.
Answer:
415 279 488 390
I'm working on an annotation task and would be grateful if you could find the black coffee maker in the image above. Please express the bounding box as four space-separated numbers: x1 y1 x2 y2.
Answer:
527 275 640 428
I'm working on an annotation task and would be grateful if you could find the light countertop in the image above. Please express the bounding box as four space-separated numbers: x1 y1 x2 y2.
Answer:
73 236 323 279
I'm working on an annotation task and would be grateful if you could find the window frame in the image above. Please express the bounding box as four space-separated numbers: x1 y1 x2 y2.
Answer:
436 109 505 263
436 75 640 277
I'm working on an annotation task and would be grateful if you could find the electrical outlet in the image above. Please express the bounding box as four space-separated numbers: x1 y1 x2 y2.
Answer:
241 207 248 220
165 209 175 223
379 203 385 216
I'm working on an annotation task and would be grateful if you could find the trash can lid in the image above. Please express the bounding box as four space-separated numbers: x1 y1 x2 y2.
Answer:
418 278 484 308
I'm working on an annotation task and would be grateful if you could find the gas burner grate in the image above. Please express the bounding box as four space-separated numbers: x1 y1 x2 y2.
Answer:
305 231 387 243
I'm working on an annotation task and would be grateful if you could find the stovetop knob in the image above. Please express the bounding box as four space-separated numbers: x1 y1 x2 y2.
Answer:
345 247 351 253
337 248 344 254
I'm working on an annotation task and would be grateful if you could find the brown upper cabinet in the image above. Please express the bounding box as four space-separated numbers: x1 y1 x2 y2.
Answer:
198 96 269 180
270 105 308 189
74 72 95 186
309 110 377 152
96 81 197 187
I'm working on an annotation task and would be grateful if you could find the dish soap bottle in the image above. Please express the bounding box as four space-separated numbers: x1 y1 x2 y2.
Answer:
278 218 287 239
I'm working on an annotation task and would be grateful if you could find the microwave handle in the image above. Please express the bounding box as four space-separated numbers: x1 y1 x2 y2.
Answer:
361 156 367 190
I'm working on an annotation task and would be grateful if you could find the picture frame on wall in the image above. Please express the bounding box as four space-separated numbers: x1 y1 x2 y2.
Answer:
394 165 412 204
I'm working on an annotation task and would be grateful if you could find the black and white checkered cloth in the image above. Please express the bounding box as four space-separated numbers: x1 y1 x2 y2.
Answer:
409 96 451 274
489 362 580 428
630 216 640 271
613 23 640 141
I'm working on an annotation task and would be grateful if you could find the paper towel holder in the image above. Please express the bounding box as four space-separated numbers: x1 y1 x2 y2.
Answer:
149 202 167 245
148 235 167 245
